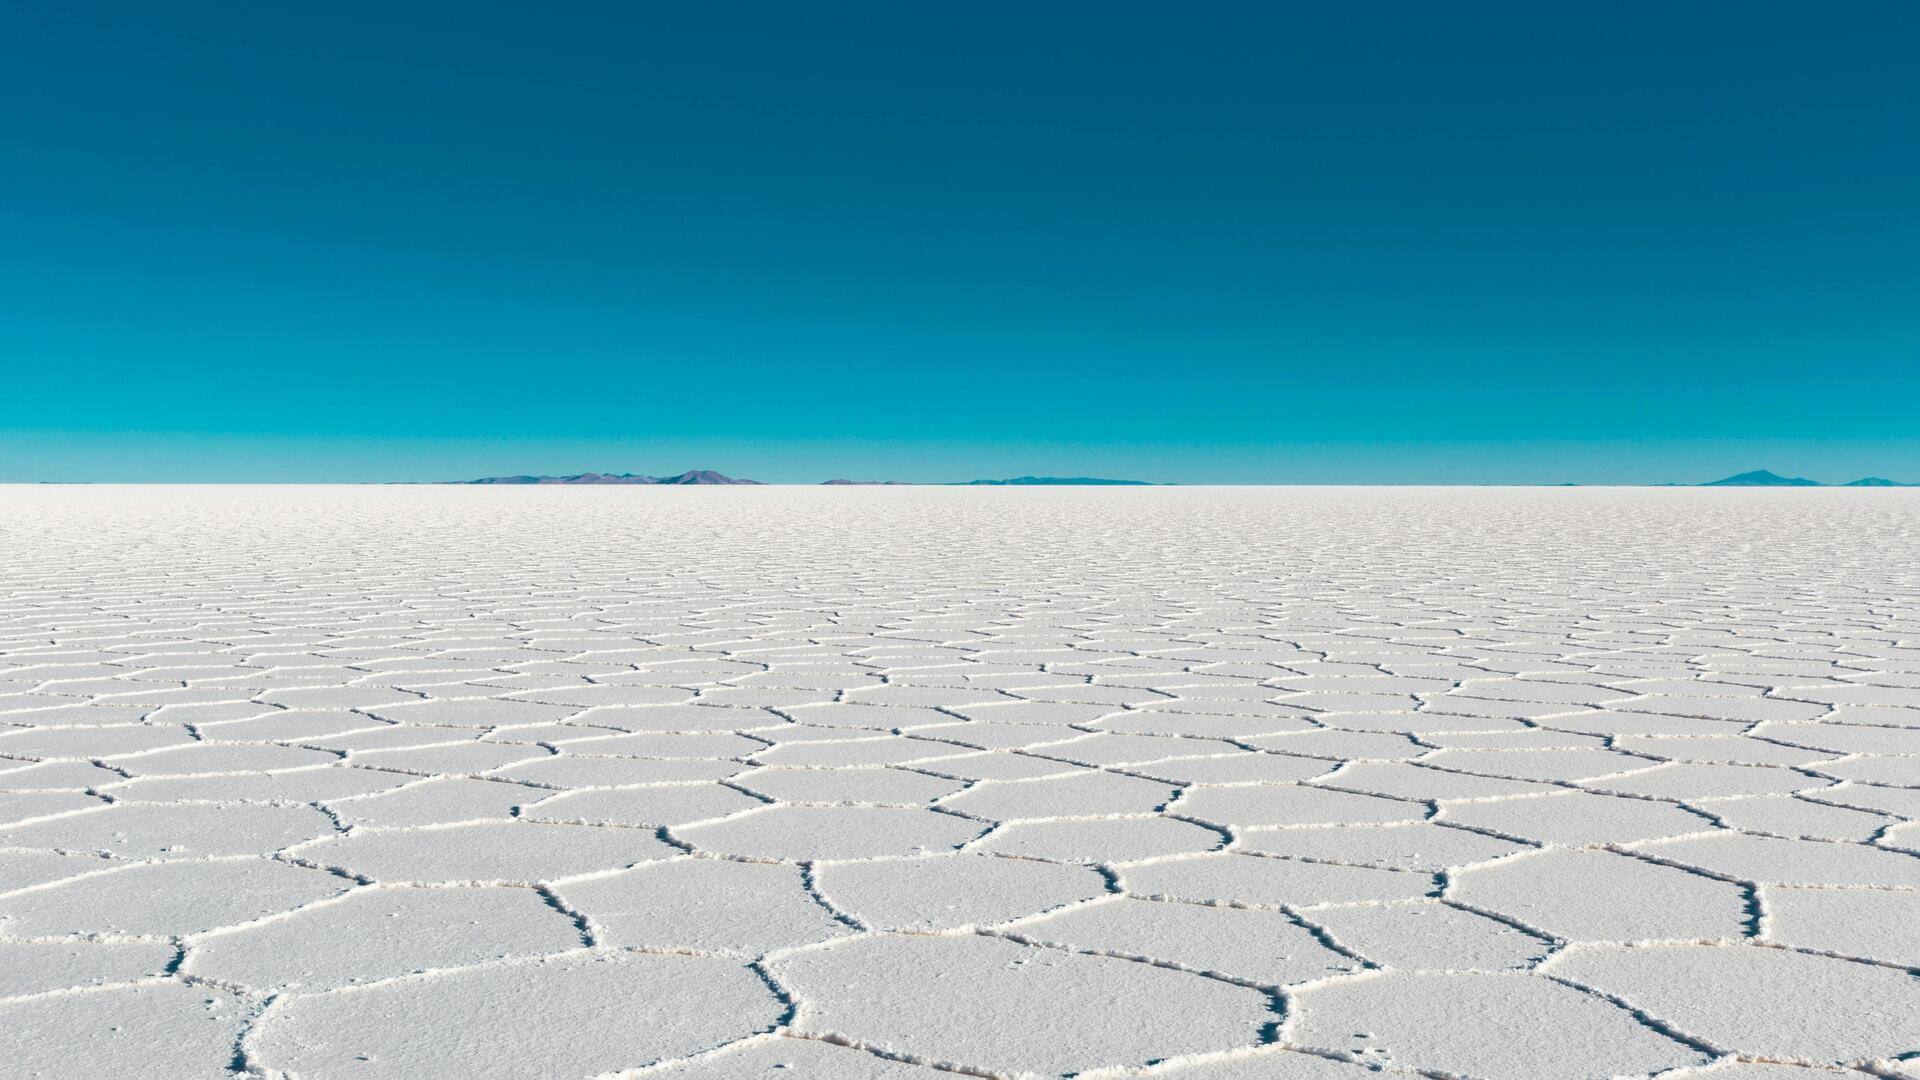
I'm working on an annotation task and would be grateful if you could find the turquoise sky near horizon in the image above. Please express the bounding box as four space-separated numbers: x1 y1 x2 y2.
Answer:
4 2 1918 484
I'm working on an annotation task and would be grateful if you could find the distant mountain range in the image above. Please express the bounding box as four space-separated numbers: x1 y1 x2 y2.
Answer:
455 471 1155 486
457 470 760 485
959 476 1151 486
1700 469 1913 487
448 468 1913 487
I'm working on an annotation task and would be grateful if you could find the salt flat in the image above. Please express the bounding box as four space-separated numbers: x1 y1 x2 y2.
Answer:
1 485 1917 1079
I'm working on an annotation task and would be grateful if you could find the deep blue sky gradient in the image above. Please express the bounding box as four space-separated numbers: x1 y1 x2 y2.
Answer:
4 2 1917 482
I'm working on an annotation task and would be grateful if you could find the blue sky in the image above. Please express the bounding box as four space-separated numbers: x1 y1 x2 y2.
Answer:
4 2 1917 483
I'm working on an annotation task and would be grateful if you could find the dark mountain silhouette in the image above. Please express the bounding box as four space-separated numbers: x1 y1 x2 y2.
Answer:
658 470 759 485
1843 477 1914 487
1700 470 1822 487
455 470 759 485
960 476 1152 486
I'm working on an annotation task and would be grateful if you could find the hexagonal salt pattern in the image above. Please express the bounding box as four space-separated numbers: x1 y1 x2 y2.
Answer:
2 485 1917 1077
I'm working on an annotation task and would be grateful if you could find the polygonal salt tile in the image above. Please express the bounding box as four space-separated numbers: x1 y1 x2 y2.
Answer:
520 784 765 827
1175 784 1423 829
1321 710 1525 734
1013 684 1172 706
1755 722 1920 756
243 951 782 1077
0 790 108 827
948 700 1120 726
972 816 1224 863
0 981 249 1078
1317 761 1559 801
1120 853 1432 908
1633 833 1920 888
489 755 746 787
289 820 674 884
640 1034 956 1077
813 852 1108 931
1612 735 1833 767
1305 901 1549 971
1010 896 1356 985
777 702 950 729
1141 1046 1390 1077
0 801 338 858
1548 711 1752 738
0 849 119 895
363 698 582 728
939 770 1176 820
1786 685 1920 708
1449 848 1749 942
1814 756 1920 786
760 736 976 769
1022 732 1231 768
1437 791 1717 846
1247 731 1427 761
1622 696 1831 724
918 751 1093 782
774 933 1276 1076
1818 783 1920 819
326 777 543 827
1124 753 1336 785
106 742 343 775
0 939 177 997
1762 887 1920 968
1547 944 1920 1065
194 709 389 742
1418 697 1582 721
506 684 693 708
1240 822 1529 871
1694 795 1894 843
1657 1064 1875 1078
1275 691 1421 715
256 686 422 710
1288 971 1707 1079
0 858 352 936
1419 747 1659 782
346 741 552 776
676 804 985 860
1588 763 1829 799
546 731 765 759
910 721 1093 750
311 725 486 753
0 703 154 727
102 767 410 804
557 858 851 956
186 884 583 990
1091 711 1315 740
1417 729 1607 750
584 703 785 732
0 724 196 759
730 767 965 805
0 760 140 792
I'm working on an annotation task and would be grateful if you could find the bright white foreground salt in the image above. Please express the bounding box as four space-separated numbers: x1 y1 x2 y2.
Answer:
2 486 1917 1079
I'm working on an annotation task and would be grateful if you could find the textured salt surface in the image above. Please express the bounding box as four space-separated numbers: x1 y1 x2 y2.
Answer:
1 485 1917 1078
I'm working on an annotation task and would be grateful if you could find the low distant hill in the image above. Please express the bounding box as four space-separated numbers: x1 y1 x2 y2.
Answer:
960 476 1152 486
455 470 759 485
1700 470 1821 487
1700 469 1913 487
